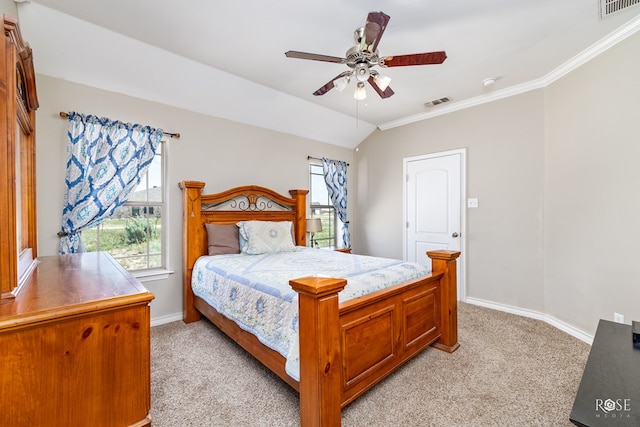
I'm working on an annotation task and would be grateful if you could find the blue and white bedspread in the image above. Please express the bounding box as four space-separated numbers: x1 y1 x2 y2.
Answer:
191 246 430 381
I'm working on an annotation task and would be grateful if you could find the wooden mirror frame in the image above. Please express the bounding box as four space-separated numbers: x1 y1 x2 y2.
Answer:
1 15 39 298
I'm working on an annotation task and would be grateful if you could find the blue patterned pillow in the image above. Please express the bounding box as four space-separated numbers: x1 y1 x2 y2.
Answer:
237 221 295 254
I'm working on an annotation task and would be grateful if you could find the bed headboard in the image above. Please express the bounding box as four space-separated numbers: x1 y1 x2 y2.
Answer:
179 181 308 321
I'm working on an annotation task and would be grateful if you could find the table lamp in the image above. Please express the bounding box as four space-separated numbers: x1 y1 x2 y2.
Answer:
306 218 322 248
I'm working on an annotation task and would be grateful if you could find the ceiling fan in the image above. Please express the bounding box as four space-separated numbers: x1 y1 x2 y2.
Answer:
285 11 447 100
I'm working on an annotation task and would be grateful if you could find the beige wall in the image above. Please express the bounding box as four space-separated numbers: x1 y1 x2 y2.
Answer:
544 31 640 334
35 75 354 322
354 31 640 336
1 1 17 17
353 91 546 313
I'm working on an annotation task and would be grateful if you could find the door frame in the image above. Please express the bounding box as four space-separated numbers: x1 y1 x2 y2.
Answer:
402 148 467 301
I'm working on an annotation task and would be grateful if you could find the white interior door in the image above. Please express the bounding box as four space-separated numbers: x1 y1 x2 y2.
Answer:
404 149 465 299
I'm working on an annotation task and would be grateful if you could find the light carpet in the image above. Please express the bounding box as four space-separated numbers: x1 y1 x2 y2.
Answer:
150 302 590 426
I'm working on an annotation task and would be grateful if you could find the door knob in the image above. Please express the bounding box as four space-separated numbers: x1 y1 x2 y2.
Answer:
452 232 459 238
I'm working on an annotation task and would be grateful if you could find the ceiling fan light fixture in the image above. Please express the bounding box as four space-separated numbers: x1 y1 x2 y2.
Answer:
354 82 367 100
374 73 392 91
355 63 370 82
285 11 445 101
334 76 349 92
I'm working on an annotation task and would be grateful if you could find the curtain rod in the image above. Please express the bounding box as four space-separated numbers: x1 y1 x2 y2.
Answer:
59 111 180 139
307 156 350 166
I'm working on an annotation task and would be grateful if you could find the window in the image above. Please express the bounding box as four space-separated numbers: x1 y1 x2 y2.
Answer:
83 143 166 275
309 163 336 248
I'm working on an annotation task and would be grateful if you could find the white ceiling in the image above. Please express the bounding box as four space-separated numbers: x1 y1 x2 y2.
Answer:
15 1 640 148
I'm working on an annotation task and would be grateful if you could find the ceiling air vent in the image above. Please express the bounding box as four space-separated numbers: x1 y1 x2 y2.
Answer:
424 97 450 108
601 0 640 17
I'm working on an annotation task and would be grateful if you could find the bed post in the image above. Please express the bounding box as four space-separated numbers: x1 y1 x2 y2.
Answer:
289 189 308 246
427 250 461 353
179 180 206 323
289 276 347 427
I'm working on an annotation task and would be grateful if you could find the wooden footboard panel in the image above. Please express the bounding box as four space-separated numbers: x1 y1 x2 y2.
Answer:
290 250 459 427
338 275 441 406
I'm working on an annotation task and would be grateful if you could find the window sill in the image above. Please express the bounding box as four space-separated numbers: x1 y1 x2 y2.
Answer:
132 268 175 283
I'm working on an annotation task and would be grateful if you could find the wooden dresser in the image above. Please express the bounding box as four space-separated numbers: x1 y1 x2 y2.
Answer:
0 251 155 427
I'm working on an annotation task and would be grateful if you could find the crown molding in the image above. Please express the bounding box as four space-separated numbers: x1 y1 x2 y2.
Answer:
379 14 640 131
541 13 640 85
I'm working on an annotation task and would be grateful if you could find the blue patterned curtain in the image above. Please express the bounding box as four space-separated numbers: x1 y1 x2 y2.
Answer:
59 112 163 254
322 157 350 248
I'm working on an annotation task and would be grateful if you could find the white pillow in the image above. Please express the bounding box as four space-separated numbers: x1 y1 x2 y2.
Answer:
237 220 295 254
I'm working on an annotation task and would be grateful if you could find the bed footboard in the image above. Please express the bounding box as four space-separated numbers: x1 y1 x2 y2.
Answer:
428 250 461 353
180 181 460 427
289 277 347 427
289 250 460 427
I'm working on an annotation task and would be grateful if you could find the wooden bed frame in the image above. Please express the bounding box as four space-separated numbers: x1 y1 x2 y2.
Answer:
180 181 460 426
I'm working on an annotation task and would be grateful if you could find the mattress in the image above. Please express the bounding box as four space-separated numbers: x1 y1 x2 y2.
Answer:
191 246 430 380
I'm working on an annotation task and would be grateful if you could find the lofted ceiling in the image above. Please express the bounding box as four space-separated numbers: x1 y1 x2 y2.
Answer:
15 0 640 148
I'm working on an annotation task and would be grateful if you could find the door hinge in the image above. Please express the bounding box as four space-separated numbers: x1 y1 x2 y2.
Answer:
406 221 409 228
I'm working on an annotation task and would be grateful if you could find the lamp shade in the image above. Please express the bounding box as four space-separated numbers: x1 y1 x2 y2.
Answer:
354 82 367 100
306 218 322 233
374 74 391 91
334 76 349 92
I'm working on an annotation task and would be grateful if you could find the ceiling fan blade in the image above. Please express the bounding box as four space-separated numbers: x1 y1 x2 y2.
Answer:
361 11 390 53
285 50 346 64
313 71 353 96
381 51 447 67
368 75 394 99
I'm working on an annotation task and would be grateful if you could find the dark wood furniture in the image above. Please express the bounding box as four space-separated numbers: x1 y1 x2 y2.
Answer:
0 252 155 427
570 319 640 426
180 181 460 427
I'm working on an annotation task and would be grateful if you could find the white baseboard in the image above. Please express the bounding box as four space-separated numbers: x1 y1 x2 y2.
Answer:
151 312 183 327
150 301 595 344
464 297 594 345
